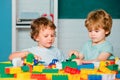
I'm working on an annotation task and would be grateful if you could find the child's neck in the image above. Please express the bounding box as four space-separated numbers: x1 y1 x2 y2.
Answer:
92 39 106 45
38 44 52 49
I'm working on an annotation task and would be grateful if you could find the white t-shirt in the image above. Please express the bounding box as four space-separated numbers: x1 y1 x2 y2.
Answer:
23 46 65 65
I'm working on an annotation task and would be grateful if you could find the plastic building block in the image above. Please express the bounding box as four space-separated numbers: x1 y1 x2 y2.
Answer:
88 75 102 80
0 78 15 80
80 68 98 74
115 59 120 69
62 61 77 69
116 74 120 79
92 61 100 68
45 73 52 80
21 65 30 72
28 64 33 72
56 62 62 69
99 61 109 67
12 57 23 67
42 69 58 73
15 72 31 79
34 59 38 65
79 73 88 80
64 66 80 74
105 60 115 66
102 74 115 80
115 57 120 63
5 67 22 74
0 61 11 64
99 66 116 74
118 70 120 74
99 61 117 74
100 60 115 67
48 59 58 68
77 63 94 70
0 63 14 78
0 73 14 78
32 65 45 72
107 64 118 71
51 59 58 64
68 74 81 80
48 64 56 69
0 63 13 73
31 74 46 80
26 53 34 65
67 54 77 61
52 75 68 80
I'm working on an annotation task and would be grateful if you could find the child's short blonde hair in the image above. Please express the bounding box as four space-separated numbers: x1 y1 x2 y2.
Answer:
85 9 112 37
30 17 56 41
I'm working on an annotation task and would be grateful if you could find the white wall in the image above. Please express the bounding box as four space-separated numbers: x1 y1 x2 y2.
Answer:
58 19 120 58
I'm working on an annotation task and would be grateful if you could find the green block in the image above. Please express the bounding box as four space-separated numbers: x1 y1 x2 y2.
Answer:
42 69 58 73
62 61 77 69
52 75 68 80
67 54 77 61
0 73 14 78
0 63 13 73
0 63 14 78
21 65 30 72
32 72 42 74
118 70 120 74
26 53 34 63
107 64 118 71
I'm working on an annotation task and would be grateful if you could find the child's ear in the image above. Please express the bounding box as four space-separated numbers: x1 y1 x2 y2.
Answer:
34 35 39 41
35 38 39 41
105 31 109 35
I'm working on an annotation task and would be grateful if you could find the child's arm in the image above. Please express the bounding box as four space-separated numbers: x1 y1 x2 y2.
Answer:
77 52 111 64
97 52 111 60
9 51 29 60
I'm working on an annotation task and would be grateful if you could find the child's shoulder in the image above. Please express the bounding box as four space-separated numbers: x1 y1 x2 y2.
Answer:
102 40 113 46
22 46 39 51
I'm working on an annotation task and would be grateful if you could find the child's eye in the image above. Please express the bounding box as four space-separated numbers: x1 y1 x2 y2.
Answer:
44 34 55 38
88 30 92 32
51 34 56 37
44 35 48 37
95 30 99 32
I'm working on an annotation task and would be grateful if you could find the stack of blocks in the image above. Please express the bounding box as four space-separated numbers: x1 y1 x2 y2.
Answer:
0 54 120 80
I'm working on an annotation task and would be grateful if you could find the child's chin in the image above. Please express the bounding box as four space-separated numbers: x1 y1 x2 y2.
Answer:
45 45 52 48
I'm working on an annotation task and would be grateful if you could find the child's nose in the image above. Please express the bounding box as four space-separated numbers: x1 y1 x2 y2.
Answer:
91 31 95 36
48 36 53 40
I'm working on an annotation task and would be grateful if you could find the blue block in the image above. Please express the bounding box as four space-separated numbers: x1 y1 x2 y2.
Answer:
116 74 120 79
88 75 102 80
77 63 94 70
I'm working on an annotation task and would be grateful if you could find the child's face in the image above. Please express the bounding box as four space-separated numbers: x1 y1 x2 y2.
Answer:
35 26 55 48
88 28 109 45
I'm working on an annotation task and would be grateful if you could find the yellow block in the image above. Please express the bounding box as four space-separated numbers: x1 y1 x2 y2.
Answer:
5 67 22 74
0 61 11 64
15 72 31 79
32 65 45 72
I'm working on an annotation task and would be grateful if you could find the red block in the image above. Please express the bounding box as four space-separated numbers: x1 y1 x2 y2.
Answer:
64 66 80 74
5 68 10 74
31 74 46 80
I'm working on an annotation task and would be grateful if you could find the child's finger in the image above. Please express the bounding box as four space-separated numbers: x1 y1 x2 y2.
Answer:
34 55 42 60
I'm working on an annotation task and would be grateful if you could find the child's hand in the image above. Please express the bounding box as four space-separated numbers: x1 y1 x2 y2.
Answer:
26 52 42 60
68 50 80 58
72 59 83 65
34 55 42 60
